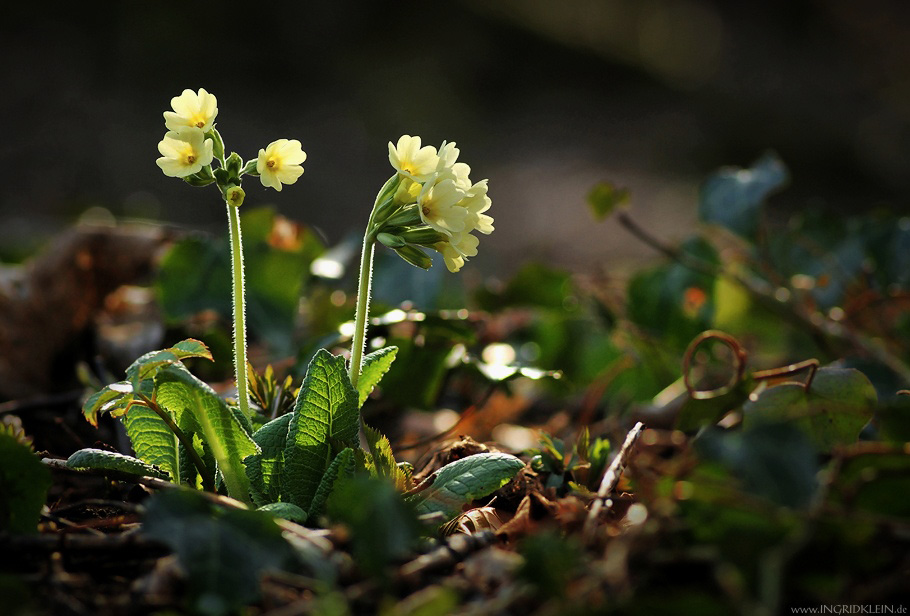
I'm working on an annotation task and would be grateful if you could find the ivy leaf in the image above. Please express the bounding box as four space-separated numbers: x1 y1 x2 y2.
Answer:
308 447 356 521
409 453 525 519
121 405 181 483
281 350 359 510
0 433 51 534
245 413 292 507
142 489 300 616
357 346 398 407
66 448 170 480
742 366 876 452
155 364 260 503
699 152 788 240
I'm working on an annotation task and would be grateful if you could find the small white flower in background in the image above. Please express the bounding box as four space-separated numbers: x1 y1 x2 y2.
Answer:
156 127 214 177
417 178 468 235
164 88 218 133
257 139 307 192
389 135 439 182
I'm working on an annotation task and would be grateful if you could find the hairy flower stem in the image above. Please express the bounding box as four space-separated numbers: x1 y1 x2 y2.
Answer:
349 232 375 392
226 201 252 420
349 174 400 392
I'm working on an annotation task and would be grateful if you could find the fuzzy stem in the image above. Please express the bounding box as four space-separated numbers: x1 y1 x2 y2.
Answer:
348 174 400 390
349 231 375 390
226 201 252 419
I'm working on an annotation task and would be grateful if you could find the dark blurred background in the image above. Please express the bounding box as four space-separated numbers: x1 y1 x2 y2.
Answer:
2 0 909 272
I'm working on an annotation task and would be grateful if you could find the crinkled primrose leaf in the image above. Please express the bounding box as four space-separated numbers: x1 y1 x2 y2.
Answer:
281 350 359 510
356 346 398 407
245 413 293 507
155 364 259 504
66 448 170 480
308 447 356 521
409 452 525 520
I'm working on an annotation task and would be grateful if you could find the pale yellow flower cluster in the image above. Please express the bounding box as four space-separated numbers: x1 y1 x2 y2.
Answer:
156 89 217 178
388 136 493 272
156 88 306 193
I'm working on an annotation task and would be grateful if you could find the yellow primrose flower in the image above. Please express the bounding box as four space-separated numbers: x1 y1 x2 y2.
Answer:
389 135 439 182
460 180 494 234
257 139 306 192
394 177 422 204
156 127 214 178
436 241 465 273
417 178 467 235
164 88 218 133
435 232 478 273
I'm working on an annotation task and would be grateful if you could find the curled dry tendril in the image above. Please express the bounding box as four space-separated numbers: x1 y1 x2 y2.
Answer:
683 329 819 399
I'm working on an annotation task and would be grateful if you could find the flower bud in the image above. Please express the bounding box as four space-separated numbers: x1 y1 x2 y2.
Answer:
394 245 433 270
207 128 225 162
213 168 231 186
183 166 215 186
226 185 245 207
384 204 423 228
225 152 243 179
399 227 448 246
377 232 406 248
241 159 259 176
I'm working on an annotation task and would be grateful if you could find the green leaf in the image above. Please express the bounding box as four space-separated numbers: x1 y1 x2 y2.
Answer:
742 367 876 452
245 413 292 507
142 489 300 616
256 502 307 523
82 382 133 427
281 350 359 510
0 433 51 534
699 152 788 240
121 404 181 483
587 182 629 221
357 346 398 407
66 448 170 479
830 449 910 519
125 338 213 384
155 365 260 504
327 476 421 578
694 423 819 509
409 453 525 519
362 425 407 489
308 447 356 521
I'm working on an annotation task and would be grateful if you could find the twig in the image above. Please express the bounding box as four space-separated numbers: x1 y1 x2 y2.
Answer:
0 528 166 555
616 211 910 384
398 530 498 586
583 421 644 541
